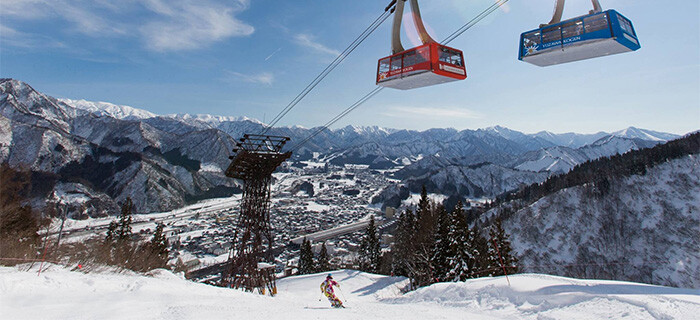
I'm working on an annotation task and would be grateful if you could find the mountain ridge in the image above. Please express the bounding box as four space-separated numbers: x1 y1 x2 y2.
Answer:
0 78 687 216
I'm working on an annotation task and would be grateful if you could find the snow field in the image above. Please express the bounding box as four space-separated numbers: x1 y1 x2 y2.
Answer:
2 265 699 320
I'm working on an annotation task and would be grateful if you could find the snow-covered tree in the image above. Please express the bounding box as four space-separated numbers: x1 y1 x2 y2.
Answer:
413 188 438 287
430 205 451 282
105 221 118 244
146 223 169 269
445 201 470 281
316 242 330 272
298 238 315 275
117 197 134 241
487 218 518 276
392 209 415 277
359 216 381 273
467 226 490 279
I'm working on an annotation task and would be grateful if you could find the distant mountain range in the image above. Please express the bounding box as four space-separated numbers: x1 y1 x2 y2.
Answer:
0 78 686 215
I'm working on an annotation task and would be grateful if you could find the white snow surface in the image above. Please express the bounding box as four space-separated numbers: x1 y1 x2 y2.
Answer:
3 266 698 320
60 98 157 120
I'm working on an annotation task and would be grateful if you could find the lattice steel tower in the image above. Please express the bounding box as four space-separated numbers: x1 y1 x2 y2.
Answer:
223 134 291 295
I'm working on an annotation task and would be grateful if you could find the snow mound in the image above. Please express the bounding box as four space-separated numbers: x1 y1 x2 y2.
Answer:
1 266 698 319
395 273 700 319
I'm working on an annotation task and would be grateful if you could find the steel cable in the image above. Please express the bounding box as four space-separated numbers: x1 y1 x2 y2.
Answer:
260 7 394 135
290 0 512 152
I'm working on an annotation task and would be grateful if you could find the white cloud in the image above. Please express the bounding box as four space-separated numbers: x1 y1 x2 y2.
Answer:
140 0 254 51
224 71 274 86
0 0 125 36
0 23 65 48
0 0 254 51
382 106 482 119
293 34 340 57
0 24 19 37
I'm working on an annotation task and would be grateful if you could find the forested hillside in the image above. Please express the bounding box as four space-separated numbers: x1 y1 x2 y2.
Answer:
481 133 700 288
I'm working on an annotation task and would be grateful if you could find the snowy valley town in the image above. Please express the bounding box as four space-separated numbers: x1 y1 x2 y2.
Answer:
1 0 699 319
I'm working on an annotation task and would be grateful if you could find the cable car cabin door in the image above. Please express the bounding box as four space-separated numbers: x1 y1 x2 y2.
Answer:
376 43 466 90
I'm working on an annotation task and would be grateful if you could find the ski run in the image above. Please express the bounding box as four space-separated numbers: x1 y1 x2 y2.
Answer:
2 265 698 319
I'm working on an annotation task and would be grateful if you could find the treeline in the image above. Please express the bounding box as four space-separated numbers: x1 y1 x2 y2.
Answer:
392 187 517 290
47 197 172 272
0 161 172 273
0 163 43 265
98 197 170 272
495 132 700 207
298 238 333 274
297 215 384 275
296 187 518 290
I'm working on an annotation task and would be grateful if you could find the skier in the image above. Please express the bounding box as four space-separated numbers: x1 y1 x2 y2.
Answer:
320 274 344 308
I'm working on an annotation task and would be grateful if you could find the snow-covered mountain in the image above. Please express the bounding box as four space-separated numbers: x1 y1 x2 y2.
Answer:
60 98 157 120
498 155 700 289
513 136 661 173
532 130 610 148
1 79 241 215
55 89 681 165
0 78 687 215
3 266 698 319
530 127 679 148
612 126 680 141
483 125 556 150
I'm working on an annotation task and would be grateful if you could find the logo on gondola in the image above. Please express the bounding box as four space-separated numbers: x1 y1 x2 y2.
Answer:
439 64 465 75
378 72 388 80
524 45 538 56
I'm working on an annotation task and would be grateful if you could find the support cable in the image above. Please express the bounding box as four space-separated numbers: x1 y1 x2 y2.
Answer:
442 0 511 44
260 5 395 135
290 87 384 151
290 0 511 152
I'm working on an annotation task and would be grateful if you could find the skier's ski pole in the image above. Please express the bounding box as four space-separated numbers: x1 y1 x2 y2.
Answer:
337 287 347 302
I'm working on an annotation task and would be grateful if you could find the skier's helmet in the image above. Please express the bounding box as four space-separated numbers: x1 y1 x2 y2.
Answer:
327 274 332 279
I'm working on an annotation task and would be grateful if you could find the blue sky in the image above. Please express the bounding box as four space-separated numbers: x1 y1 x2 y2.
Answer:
1 0 698 134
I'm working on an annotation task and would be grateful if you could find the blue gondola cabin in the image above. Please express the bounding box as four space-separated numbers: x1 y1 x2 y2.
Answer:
376 43 467 90
519 9 640 67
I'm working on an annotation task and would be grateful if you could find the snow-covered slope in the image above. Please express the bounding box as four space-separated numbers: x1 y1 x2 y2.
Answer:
513 136 661 173
612 126 680 141
532 131 610 148
60 98 157 120
2 266 698 319
530 127 680 148
1 79 241 215
1 78 687 216
501 155 700 289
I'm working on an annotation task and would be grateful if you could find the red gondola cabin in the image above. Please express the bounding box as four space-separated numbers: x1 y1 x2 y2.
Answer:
376 43 467 90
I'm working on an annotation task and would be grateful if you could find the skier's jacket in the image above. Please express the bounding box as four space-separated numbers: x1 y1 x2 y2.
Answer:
320 278 339 295
320 278 343 308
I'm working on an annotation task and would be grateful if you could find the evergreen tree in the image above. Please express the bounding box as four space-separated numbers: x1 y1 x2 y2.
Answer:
101 197 136 267
298 238 315 274
430 205 451 282
467 225 490 278
445 201 470 282
105 221 118 244
359 216 381 273
316 242 330 272
146 223 169 269
392 209 415 277
117 197 134 241
487 218 519 276
413 187 437 287
417 185 429 221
